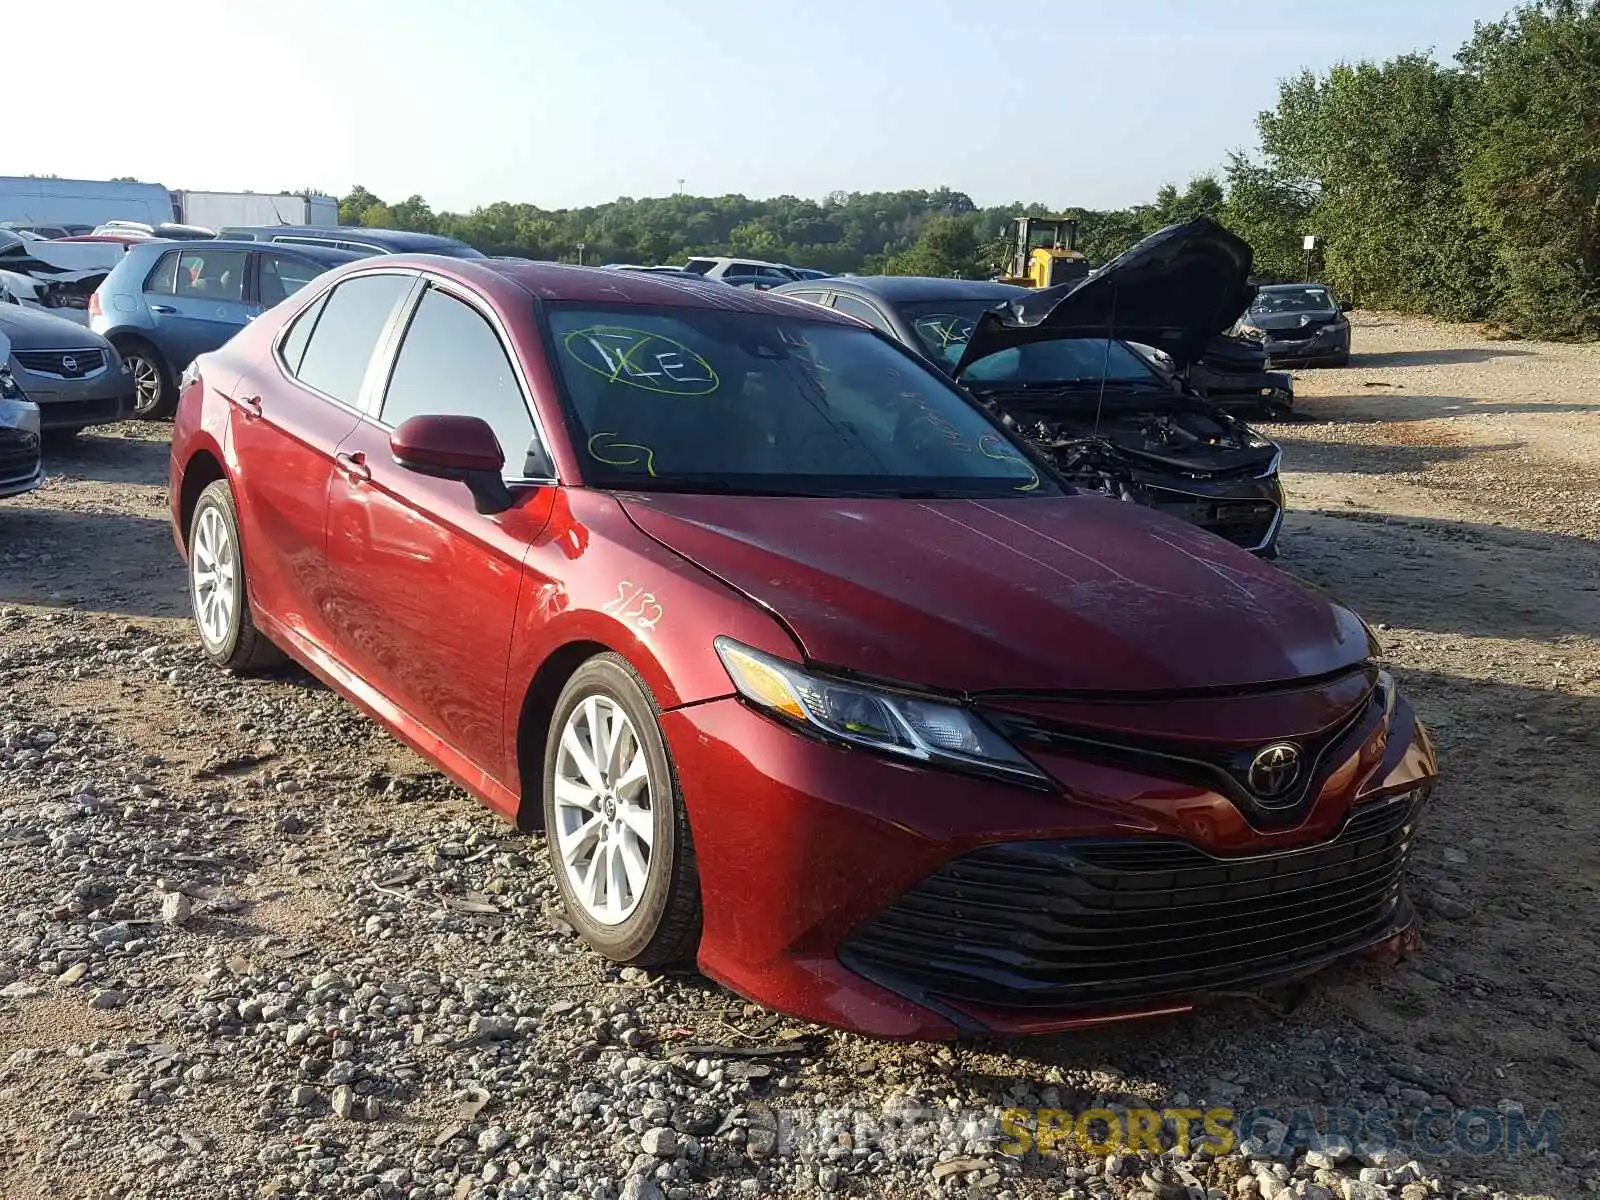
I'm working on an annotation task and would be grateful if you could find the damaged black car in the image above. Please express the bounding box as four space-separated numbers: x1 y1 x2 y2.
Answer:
770 218 1285 557
1233 282 1352 368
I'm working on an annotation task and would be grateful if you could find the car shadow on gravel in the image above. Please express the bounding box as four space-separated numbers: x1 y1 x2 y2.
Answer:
1269 436 1519 475
1278 395 1600 424
0 507 184 619
41 427 171 486
1280 508 1600 640
1351 347 1535 368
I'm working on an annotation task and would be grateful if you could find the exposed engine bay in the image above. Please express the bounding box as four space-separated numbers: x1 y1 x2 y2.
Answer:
976 388 1278 486
969 386 1284 553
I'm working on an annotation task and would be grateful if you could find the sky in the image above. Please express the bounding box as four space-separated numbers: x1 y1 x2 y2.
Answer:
21 0 1505 214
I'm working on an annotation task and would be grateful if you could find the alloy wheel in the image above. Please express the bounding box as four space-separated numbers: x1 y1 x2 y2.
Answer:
128 355 161 414
190 504 237 648
552 694 655 926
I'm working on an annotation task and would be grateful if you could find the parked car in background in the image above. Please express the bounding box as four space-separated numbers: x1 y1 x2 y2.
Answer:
92 220 215 241
0 332 44 500
90 239 360 418
217 225 486 260
0 308 133 439
0 231 123 326
607 265 719 280
2 221 95 240
680 255 798 282
720 274 789 290
166 256 1435 1039
786 267 831 280
1234 283 1352 367
771 221 1287 556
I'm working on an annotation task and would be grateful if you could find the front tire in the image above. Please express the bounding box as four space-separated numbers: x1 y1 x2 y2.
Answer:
188 479 284 672
542 654 701 966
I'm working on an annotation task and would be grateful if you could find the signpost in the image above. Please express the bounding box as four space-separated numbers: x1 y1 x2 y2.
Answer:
1302 234 1317 282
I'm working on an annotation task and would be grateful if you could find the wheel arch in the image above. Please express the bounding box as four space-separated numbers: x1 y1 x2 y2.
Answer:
176 447 227 550
512 638 617 831
106 328 167 368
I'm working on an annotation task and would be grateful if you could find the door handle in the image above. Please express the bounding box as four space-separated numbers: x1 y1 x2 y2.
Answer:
336 451 371 484
234 394 263 418
150 304 177 314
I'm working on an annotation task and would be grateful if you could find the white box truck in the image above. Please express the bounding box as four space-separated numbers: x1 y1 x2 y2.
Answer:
0 177 176 234
172 191 339 230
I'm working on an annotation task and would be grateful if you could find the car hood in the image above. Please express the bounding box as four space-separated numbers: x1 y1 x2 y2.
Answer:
0 302 110 347
620 492 1372 694
953 217 1255 377
1244 310 1344 332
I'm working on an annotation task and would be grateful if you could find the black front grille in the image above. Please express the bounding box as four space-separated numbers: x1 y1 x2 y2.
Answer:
841 793 1421 1014
1150 496 1278 549
13 349 105 377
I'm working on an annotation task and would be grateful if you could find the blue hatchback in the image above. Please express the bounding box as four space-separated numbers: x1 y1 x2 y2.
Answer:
89 239 360 418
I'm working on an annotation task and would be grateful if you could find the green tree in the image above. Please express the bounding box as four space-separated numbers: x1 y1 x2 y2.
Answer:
1459 0 1600 337
339 185 385 226
884 214 989 277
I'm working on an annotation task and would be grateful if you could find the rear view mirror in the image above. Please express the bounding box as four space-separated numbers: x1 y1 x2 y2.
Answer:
390 414 513 514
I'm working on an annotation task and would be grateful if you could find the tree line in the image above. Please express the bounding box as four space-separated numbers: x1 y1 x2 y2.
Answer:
338 0 1597 340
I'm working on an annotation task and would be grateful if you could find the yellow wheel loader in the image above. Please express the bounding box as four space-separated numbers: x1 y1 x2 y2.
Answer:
996 216 1091 288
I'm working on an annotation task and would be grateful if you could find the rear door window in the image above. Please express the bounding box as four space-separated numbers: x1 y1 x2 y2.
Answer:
258 253 328 307
174 250 248 303
278 292 328 375
832 295 893 334
292 273 414 406
378 285 538 478
143 251 180 296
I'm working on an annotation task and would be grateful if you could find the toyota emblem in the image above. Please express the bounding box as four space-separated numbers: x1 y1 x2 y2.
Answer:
1248 743 1302 798
61 355 79 374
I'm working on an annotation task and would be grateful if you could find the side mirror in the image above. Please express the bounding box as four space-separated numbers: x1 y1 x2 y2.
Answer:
390 414 513 515
1340 300 1353 312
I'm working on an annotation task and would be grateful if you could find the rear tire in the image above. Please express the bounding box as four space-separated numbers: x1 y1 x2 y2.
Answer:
188 479 285 672
120 340 176 419
542 654 701 967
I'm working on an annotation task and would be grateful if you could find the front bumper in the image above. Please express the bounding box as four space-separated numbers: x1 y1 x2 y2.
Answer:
1139 471 1285 556
0 428 44 499
27 382 135 430
663 686 1435 1040
1264 333 1349 366
11 359 135 431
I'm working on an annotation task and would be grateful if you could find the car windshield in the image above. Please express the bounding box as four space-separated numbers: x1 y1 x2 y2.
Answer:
544 305 1054 497
899 301 1165 389
1250 286 1335 314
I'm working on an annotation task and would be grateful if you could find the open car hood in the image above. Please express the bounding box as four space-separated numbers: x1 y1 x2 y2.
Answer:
953 217 1255 377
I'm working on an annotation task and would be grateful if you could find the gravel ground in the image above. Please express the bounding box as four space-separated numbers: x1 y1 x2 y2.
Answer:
0 312 1595 1200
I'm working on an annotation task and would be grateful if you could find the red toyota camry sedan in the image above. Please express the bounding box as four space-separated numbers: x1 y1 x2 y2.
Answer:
168 248 1436 1040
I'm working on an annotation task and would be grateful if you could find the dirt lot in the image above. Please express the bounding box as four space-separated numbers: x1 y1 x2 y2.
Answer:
0 312 1595 1200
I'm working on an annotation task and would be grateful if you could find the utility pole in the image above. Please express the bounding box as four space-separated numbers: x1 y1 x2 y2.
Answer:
676 178 685 196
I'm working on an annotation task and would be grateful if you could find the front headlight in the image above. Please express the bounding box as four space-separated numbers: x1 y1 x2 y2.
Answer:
0 364 23 401
714 638 1046 784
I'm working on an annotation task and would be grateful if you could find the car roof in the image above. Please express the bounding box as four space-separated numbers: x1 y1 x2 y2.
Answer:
1258 282 1329 291
684 254 792 268
219 226 474 252
789 275 1027 303
357 257 861 320
120 239 361 263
